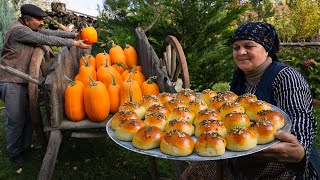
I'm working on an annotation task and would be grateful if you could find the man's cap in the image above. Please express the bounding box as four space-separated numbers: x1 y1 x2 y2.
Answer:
20 4 47 18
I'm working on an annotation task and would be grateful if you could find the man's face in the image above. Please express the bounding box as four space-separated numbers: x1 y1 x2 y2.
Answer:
26 17 44 31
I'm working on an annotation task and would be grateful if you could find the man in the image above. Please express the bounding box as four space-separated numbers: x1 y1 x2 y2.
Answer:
0 4 90 165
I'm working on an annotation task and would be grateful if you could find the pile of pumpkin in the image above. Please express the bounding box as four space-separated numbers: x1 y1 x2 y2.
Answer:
64 42 160 122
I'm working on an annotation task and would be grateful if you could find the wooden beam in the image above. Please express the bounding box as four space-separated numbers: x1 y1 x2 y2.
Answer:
280 42 320 46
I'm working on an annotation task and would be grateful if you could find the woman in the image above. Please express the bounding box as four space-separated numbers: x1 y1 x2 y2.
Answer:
181 22 319 179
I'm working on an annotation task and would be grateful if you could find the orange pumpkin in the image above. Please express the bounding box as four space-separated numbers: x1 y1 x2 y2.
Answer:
141 76 160 96
109 41 126 65
96 61 123 88
120 75 142 106
75 61 97 87
124 44 138 68
79 54 95 68
95 51 111 71
81 26 98 44
124 69 145 86
108 73 121 114
132 65 142 72
64 76 86 121
84 76 110 122
112 62 125 75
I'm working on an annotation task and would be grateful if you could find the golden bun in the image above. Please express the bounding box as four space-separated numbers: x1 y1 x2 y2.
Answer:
222 112 251 130
139 95 161 110
165 98 186 112
225 127 257 151
248 120 276 144
115 119 146 141
110 110 139 130
195 120 227 138
164 119 195 136
246 100 271 121
144 112 167 130
176 89 197 104
236 93 258 109
187 99 208 114
199 89 217 105
145 104 171 119
158 92 175 105
119 102 146 119
132 126 164 150
160 129 195 156
219 91 238 102
256 110 285 130
168 107 195 123
195 132 226 156
193 109 221 126
219 101 245 119
207 95 227 111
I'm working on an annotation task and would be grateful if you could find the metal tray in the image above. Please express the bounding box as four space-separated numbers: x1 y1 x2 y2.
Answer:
106 104 291 161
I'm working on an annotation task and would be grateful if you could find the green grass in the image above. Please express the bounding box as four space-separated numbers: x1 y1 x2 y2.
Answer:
0 100 319 179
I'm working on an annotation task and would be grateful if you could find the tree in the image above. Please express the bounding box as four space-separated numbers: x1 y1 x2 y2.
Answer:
0 0 16 54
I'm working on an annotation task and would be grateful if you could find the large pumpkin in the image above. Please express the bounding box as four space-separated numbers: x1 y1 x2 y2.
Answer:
81 27 98 44
108 73 121 114
96 61 123 88
120 75 142 106
84 76 110 122
124 44 138 68
95 51 111 71
109 41 126 65
141 76 160 96
75 61 97 87
64 76 86 121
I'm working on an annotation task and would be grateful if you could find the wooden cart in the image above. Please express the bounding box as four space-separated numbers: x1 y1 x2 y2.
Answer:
0 27 189 179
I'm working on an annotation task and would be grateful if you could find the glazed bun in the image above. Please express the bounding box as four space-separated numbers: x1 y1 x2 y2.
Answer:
225 127 257 151
248 120 276 144
199 89 217 105
236 93 258 109
164 119 195 136
195 132 226 156
110 110 139 130
195 120 227 138
246 100 271 121
139 95 161 110
158 92 175 105
168 107 195 123
219 91 238 102
187 99 208 114
193 109 221 126
219 101 245 119
207 95 227 112
119 102 146 119
144 112 167 130
115 119 146 141
222 112 251 130
165 98 186 112
256 110 285 130
176 89 197 104
132 126 165 150
160 129 195 156
145 104 171 119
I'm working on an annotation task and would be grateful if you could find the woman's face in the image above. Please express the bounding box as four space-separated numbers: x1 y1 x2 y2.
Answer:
232 40 269 72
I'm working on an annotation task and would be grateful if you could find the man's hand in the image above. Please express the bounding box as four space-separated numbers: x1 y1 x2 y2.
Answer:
257 131 305 163
73 40 90 49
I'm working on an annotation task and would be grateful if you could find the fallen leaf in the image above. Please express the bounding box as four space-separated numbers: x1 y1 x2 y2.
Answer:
16 168 22 174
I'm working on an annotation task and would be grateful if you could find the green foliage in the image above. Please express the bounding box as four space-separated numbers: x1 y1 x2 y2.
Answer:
212 82 230 92
278 46 320 100
0 0 16 53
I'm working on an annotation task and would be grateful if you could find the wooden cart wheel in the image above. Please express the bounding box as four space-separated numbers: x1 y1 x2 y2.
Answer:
163 35 190 91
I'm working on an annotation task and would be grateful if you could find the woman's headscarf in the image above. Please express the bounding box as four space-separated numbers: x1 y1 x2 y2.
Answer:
232 22 280 62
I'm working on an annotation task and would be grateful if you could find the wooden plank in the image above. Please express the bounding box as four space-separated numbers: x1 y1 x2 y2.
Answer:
37 130 63 180
171 49 177 80
71 132 107 138
280 42 320 46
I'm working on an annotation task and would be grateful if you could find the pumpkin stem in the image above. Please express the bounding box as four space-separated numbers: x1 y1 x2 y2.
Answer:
147 76 158 84
64 75 76 86
88 75 97 86
104 59 110 67
110 40 115 47
110 72 117 85
81 56 90 67
127 73 133 82
129 84 133 102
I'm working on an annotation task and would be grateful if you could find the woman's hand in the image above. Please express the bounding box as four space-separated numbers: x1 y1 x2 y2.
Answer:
258 131 305 163
73 40 90 49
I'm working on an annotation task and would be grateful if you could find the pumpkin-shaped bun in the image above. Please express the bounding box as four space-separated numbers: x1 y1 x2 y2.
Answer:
132 126 164 150
145 104 171 119
110 110 139 130
168 107 195 123
199 89 217 105
139 94 161 111
219 101 245 119
160 129 194 156
222 112 250 130
195 132 226 156
158 92 175 105
194 109 221 126
144 112 167 130
115 119 146 141
236 93 258 109
119 102 146 119
187 99 208 114
164 119 195 136
195 120 227 138
165 98 186 112
246 100 271 121
256 110 285 130
226 127 257 151
248 120 276 144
